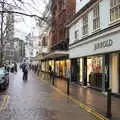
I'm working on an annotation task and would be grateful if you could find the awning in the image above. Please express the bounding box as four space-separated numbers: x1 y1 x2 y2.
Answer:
44 51 69 59
32 55 44 61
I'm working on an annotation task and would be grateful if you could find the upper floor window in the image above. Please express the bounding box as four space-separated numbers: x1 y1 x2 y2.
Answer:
93 5 100 31
82 14 88 35
74 30 79 40
110 0 120 22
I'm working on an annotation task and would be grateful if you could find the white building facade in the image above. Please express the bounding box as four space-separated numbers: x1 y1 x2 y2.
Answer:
69 0 120 94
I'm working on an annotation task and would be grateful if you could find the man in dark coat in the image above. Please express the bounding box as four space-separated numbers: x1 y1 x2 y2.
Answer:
21 62 28 80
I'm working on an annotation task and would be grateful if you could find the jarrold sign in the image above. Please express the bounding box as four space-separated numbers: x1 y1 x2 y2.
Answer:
94 39 113 50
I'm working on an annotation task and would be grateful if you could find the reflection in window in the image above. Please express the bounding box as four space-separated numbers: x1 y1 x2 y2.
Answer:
110 0 120 22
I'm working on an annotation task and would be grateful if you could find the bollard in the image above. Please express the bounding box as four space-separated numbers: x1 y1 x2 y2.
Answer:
106 88 112 118
52 72 54 86
67 78 70 95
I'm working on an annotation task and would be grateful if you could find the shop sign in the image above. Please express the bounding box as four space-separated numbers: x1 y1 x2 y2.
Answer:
94 39 113 50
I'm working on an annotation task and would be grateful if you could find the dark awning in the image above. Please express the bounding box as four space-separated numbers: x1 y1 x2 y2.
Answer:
44 51 69 59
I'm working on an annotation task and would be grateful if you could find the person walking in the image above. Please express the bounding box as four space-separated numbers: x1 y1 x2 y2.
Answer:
10 63 14 73
49 65 52 82
14 62 17 73
21 62 28 80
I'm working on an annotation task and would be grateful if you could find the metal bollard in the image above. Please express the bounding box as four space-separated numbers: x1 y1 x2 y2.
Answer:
67 78 70 95
106 88 112 118
52 72 54 86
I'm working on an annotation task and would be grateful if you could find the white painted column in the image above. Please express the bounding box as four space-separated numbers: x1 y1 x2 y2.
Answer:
111 54 119 93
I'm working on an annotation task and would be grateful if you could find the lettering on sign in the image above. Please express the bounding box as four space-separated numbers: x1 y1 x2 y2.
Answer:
94 39 113 50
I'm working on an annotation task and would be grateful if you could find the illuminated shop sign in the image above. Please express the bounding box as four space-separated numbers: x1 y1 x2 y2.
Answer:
94 39 113 50
76 0 90 13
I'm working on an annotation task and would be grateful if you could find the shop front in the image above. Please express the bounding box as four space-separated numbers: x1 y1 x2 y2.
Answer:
69 27 120 93
75 56 105 90
48 60 54 72
41 61 46 72
42 51 70 79
41 60 54 73
76 58 83 83
87 56 104 89
55 59 71 78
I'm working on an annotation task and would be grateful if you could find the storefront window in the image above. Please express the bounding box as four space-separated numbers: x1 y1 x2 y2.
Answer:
87 58 92 83
41 61 45 71
46 61 49 72
59 61 65 77
87 56 103 88
76 58 83 83
49 60 54 72
55 60 70 78
65 60 71 78
55 61 60 76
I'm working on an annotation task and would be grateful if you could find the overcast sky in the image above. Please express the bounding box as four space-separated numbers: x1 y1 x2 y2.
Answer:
4 0 49 40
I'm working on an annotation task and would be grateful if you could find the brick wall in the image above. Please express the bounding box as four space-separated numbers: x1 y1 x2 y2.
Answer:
51 0 76 46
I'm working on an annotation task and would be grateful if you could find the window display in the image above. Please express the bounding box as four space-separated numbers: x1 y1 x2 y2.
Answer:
55 60 70 78
87 56 103 88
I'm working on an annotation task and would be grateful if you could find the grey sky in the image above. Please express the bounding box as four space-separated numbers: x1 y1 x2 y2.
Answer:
4 0 49 40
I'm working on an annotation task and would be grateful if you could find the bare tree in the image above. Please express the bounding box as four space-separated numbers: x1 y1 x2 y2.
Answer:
0 0 50 66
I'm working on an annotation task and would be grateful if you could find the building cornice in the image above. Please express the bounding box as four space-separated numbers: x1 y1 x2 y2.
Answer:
69 22 120 50
67 0 98 28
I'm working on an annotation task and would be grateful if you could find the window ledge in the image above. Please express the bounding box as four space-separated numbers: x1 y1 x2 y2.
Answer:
92 28 101 34
109 19 120 26
81 34 88 39
74 39 79 42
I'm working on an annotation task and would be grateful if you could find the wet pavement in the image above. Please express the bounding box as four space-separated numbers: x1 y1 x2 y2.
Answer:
40 73 120 120
0 70 101 120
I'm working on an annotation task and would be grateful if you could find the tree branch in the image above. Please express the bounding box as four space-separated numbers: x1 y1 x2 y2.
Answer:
0 10 49 24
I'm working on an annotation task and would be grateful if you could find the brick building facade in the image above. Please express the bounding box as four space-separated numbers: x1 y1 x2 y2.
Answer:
51 0 76 50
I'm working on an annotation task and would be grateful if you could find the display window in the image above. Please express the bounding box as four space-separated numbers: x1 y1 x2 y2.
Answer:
55 61 60 76
66 60 71 78
46 61 49 72
77 58 83 83
59 61 65 77
87 56 103 88
49 60 54 71
41 61 45 71
55 59 70 78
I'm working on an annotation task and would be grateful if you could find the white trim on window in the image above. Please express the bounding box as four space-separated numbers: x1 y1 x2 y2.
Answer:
74 30 79 41
93 4 100 31
110 0 120 22
82 13 88 35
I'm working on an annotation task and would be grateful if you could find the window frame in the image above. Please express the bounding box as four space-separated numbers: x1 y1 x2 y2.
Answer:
110 0 120 22
82 13 88 36
93 4 100 31
74 30 79 41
